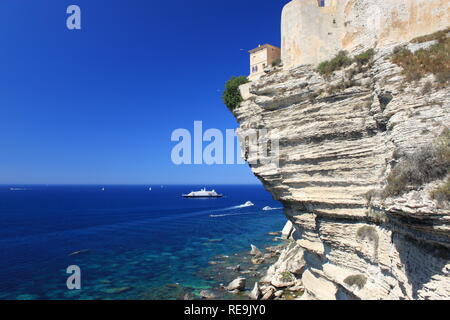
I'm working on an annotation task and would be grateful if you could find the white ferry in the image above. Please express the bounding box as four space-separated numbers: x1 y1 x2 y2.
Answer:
182 188 223 198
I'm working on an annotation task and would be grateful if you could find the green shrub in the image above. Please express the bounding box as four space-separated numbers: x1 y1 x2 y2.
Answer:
436 127 450 162
280 271 295 282
430 128 450 204
317 51 352 76
364 189 378 204
391 35 450 83
421 81 433 95
356 226 379 244
344 274 367 289
366 209 388 224
272 58 282 67
317 49 375 76
356 226 379 260
436 71 450 85
383 128 450 198
222 76 249 112
410 27 450 44
431 178 450 204
354 49 375 66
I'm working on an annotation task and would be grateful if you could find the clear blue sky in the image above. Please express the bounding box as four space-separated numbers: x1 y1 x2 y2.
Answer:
0 0 289 185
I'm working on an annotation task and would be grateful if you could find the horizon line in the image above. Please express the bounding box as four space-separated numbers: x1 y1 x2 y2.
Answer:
0 183 262 186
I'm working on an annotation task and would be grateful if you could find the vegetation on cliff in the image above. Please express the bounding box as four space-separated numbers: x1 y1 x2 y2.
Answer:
317 51 352 76
410 27 450 44
317 49 375 76
344 274 367 290
391 29 450 84
431 178 450 204
383 128 450 199
222 76 249 112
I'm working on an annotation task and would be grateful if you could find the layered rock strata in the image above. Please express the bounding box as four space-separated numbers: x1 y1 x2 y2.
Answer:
234 43 450 299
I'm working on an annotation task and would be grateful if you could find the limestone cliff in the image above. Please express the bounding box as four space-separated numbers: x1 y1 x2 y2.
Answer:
233 40 450 299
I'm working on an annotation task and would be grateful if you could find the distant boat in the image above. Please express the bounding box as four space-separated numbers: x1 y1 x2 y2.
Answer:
101 187 105 191
69 249 90 257
262 206 282 211
183 188 223 198
148 187 152 191
241 201 254 207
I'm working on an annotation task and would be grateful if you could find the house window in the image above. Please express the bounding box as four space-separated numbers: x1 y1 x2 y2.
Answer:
318 0 325 7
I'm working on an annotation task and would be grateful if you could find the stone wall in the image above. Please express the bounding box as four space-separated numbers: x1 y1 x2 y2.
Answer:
281 0 450 68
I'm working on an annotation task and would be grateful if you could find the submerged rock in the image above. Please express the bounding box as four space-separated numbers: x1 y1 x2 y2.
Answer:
183 293 194 300
16 294 39 300
208 238 224 243
251 257 265 265
200 290 218 299
103 287 132 294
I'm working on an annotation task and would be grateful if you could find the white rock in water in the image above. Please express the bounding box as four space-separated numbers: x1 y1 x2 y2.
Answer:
226 277 246 291
200 290 217 300
251 257 265 265
249 282 261 300
250 244 263 256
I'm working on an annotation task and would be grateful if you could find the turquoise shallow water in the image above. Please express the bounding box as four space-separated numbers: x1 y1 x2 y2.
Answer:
0 185 286 300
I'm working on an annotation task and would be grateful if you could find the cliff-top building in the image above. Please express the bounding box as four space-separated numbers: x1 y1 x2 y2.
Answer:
247 0 449 75
281 0 450 69
248 44 281 81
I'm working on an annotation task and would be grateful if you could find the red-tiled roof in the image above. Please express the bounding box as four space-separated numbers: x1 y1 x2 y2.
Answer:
248 44 281 54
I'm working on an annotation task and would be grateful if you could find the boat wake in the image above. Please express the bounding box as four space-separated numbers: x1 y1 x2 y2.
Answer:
9 188 29 191
209 212 256 218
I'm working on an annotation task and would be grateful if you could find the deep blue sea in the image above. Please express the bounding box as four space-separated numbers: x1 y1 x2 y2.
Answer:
0 185 285 300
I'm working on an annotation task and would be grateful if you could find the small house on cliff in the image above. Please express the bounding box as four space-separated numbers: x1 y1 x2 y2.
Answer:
248 44 281 81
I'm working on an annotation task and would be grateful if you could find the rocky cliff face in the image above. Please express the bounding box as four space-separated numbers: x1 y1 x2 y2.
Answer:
234 42 450 299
